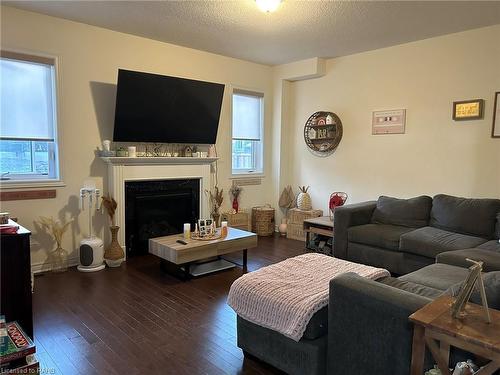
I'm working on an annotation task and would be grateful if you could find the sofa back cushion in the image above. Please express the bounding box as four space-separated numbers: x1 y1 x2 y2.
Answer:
430 194 500 239
371 195 432 228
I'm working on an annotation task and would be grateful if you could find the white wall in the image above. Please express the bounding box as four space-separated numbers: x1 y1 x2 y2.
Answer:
0 6 274 271
279 25 500 215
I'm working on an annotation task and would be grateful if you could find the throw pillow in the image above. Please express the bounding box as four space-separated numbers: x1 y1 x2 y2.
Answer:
371 195 432 228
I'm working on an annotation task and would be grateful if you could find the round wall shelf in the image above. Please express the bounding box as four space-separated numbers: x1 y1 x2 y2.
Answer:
303 111 343 156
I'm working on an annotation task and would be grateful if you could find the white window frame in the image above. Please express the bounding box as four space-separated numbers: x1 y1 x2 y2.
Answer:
231 88 264 177
0 50 63 189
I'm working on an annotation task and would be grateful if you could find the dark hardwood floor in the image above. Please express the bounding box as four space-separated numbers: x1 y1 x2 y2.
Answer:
32 235 306 375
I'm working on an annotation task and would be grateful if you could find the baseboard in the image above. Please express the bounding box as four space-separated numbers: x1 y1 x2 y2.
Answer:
31 257 79 274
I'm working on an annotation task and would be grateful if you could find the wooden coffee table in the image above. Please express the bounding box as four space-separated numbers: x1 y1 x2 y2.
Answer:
409 295 500 375
149 227 257 279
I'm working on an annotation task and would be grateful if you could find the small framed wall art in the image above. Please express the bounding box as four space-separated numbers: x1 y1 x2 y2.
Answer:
372 109 406 135
492 92 500 138
452 99 484 121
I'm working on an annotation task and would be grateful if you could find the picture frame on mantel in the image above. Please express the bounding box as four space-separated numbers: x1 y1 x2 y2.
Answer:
452 98 484 121
492 92 500 138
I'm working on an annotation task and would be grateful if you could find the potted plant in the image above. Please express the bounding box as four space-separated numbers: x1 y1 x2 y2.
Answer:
207 186 224 226
101 195 124 267
37 216 73 272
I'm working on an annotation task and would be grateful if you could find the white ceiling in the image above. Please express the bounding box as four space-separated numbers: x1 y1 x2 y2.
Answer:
5 1 500 65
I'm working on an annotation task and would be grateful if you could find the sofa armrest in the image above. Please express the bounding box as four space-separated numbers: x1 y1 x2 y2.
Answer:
328 273 432 375
436 248 500 272
333 201 376 259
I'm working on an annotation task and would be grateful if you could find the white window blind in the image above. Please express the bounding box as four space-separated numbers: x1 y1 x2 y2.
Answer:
1 54 56 141
232 90 262 141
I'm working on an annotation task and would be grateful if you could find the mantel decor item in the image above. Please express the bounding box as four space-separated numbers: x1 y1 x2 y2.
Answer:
101 194 124 267
303 111 343 156
492 91 500 138
297 186 312 211
452 99 484 121
37 216 73 272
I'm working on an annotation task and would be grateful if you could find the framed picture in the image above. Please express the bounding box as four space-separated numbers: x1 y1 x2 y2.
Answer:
372 109 406 135
492 92 500 138
452 99 484 121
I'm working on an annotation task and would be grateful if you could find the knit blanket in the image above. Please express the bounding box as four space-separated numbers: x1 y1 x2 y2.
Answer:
227 253 390 342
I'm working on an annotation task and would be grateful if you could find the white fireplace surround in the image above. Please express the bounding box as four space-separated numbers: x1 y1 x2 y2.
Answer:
101 157 217 259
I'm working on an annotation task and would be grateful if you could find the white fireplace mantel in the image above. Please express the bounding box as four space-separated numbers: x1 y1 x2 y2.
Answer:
101 156 218 259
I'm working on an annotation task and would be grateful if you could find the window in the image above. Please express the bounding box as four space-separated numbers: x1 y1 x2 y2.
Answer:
0 51 59 183
232 89 263 175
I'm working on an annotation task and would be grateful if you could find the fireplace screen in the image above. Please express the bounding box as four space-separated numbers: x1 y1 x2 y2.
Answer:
125 179 200 256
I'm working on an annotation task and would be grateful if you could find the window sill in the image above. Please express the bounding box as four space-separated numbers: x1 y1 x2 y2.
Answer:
0 180 66 190
230 173 265 179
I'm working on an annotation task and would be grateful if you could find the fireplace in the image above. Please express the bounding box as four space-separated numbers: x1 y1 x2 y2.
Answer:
125 179 200 256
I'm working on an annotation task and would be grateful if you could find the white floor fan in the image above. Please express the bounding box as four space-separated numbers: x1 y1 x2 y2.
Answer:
77 180 105 272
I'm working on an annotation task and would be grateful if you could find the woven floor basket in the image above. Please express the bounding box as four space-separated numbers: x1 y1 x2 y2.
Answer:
252 206 275 236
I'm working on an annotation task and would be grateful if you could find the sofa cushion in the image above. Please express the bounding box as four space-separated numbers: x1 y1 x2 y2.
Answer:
436 249 500 272
378 276 443 299
445 271 500 310
371 195 432 228
348 224 414 251
302 306 327 340
430 194 500 239
399 263 469 291
399 226 487 259
477 240 500 252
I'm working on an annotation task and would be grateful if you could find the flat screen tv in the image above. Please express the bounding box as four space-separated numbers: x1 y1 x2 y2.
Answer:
113 69 225 144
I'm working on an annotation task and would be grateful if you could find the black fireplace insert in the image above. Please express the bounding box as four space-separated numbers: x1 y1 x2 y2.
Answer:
125 179 200 256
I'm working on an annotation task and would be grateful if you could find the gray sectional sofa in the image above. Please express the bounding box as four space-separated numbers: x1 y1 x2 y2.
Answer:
334 194 500 275
234 194 500 375
237 263 500 375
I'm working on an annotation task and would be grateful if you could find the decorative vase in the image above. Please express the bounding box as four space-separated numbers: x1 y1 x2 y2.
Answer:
51 246 68 273
297 186 312 211
278 218 287 237
104 225 124 267
232 197 239 213
212 213 221 227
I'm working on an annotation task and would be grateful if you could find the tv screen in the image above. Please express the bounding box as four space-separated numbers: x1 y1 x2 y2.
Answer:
113 69 225 144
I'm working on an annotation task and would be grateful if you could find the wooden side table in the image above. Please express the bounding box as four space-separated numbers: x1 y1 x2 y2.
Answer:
303 216 333 255
409 296 500 375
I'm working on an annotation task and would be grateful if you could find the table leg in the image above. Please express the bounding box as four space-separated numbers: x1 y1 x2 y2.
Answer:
242 249 247 271
425 336 451 375
410 325 426 375
184 263 191 280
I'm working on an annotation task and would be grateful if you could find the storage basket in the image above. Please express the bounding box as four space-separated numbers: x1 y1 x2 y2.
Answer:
288 208 323 225
252 206 275 236
286 223 305 241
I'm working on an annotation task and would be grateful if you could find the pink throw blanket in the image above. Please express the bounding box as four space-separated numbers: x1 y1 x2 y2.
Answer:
228 253 389 342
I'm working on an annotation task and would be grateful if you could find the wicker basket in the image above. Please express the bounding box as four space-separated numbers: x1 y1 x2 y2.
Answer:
288 208 323 225
252 206 275 236
286 223 305 241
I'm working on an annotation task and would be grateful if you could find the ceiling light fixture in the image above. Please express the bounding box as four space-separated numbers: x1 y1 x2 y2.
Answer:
255 0 282 13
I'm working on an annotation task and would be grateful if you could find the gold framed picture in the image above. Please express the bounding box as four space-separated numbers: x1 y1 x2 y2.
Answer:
452 99 484 121
492 92 500 138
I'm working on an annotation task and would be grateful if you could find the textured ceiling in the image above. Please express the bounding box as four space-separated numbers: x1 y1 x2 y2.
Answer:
4 1 500 65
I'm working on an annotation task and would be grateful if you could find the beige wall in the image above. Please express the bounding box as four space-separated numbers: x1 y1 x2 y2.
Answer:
0 6 274 271
281 25 500 215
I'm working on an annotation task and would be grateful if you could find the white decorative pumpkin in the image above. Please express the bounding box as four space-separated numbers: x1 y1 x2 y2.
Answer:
297 186 312 211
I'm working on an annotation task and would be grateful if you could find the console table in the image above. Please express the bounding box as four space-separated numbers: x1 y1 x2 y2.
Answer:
409 295 500 375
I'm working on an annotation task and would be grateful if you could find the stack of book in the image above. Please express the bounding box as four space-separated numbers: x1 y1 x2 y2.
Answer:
0 316 39 374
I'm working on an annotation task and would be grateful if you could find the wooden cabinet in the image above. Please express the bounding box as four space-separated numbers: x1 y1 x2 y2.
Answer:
0 221 33 338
